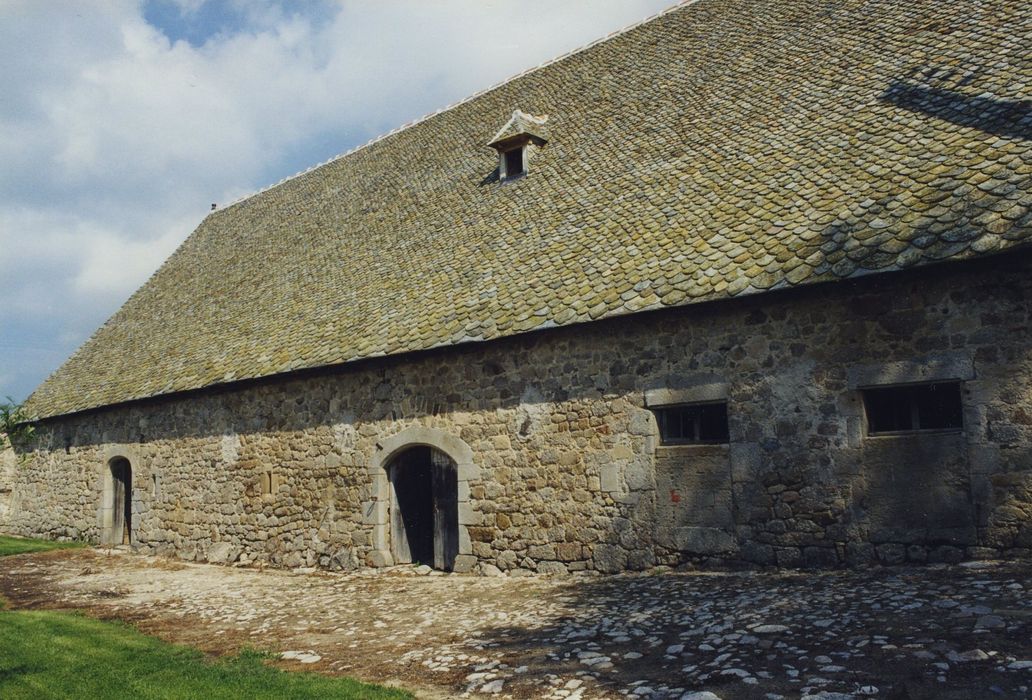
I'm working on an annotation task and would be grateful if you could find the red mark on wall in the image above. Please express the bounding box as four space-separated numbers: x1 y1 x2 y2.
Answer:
670 489 681 503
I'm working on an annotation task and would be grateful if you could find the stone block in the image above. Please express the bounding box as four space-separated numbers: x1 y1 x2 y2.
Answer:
644 382 728 407
611 445 635 460
528 544 555 560
847 353 975 389
728 442 759 483
477 562 503 576
928 545 964 563
739 542 775 565
206 541 239 564
600 464 622 493
451 554 477 573
371 524 389 550
556 542 582 561
626 549 656 570
624 460 653 492
537 561 569 575
965 546 996 560
775 546 802 568
906 544 928 562
468 527 495 543
673 527 735 554
926 527 977 546
802 546 839 568
360 500 386 526
870 527 924 544
875 543 906 565
845 416 863 449
458 502 482 526
592 544 627 573
368 550 393 567
628 410 654 436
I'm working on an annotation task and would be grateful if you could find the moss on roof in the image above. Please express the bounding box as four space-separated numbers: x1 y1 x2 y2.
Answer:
27 0 1032 419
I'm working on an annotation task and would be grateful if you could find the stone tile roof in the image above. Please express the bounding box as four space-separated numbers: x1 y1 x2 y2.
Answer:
27 0 1032 419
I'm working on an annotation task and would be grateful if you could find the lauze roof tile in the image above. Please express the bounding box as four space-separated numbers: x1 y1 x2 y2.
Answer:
26 0 1032 419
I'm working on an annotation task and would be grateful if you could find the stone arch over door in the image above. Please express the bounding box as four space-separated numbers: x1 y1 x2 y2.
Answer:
101 457 133 545
99 445 142 546
367 426 478 572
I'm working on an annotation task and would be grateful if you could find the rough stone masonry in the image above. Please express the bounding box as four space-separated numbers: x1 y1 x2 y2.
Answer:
2 252 1031 574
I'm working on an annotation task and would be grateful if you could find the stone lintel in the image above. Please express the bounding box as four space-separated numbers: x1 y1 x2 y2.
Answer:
847 353 975 389
645 383 729 407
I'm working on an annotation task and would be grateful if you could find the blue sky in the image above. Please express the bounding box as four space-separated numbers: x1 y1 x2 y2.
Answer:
0 0 674 403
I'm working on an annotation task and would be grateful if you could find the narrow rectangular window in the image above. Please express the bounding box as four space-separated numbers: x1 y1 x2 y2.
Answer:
653 403 729 445
504 147 524 179
863 382 963 435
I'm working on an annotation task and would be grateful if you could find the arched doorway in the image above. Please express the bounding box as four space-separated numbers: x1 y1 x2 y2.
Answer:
388 446 458 570
109 457 132 545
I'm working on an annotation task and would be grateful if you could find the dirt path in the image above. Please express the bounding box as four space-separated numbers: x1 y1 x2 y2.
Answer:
1 549 1030 699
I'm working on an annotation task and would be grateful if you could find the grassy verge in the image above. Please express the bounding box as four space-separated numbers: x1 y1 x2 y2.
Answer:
0 535 86 557
0 535 410 698
0 608 411 699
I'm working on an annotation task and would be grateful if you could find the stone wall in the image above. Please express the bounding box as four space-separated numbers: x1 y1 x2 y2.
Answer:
0 443 15 530
6 252 1032 572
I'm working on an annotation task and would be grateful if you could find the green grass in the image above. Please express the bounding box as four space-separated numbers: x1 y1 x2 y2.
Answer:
0 535 85 557
0 607 411 699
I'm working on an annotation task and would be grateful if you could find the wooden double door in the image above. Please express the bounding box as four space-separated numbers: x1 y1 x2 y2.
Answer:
388 446 458 570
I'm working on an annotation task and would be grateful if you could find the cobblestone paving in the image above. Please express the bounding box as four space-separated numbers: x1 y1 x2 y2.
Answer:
1 550 1030 699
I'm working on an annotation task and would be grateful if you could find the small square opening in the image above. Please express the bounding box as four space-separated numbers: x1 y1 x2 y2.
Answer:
653 402 729 445
503 147 525 179
863 382 963 435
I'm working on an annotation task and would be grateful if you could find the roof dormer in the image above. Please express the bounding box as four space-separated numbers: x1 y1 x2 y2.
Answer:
487 110 548 181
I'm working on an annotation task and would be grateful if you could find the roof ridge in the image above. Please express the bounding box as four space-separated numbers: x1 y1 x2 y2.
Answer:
218 0 696 212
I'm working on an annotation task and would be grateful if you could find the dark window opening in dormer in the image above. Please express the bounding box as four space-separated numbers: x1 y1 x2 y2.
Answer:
504 147 525 179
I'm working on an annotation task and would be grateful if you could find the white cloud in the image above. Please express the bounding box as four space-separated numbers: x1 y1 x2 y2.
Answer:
0 0 675 400
72 221 190 300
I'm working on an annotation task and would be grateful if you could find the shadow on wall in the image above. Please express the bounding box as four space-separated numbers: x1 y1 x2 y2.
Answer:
983 442 1032 552
879 66 1032 141
845 433 977 562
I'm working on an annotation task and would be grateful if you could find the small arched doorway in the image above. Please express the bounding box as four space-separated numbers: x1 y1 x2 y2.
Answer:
388 446 458 570
109 457 132 545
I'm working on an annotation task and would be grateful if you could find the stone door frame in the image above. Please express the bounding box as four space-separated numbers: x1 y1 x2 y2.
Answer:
367 426 477 571
99 445 141 546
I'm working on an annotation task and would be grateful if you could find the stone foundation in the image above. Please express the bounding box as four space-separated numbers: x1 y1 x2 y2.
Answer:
5 253 1032 572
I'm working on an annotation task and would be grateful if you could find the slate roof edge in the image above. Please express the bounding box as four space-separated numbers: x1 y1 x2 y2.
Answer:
216 0 698 213
26 245 1032 426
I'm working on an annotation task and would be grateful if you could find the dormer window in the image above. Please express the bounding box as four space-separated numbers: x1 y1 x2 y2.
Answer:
487 109 548 182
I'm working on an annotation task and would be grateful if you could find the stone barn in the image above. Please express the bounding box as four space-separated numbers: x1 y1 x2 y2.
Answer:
3 0 1031 573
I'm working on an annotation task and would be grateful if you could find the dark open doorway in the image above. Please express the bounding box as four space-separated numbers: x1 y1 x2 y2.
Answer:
388 446 458 570
110 457 132 545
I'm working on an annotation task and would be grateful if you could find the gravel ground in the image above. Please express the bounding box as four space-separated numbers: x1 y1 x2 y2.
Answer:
1 549 1030 699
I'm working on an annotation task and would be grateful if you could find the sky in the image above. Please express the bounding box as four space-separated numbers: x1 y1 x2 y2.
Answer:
0 0 676 403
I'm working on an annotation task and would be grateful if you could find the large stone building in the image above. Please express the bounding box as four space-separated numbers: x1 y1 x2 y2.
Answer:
2 0 1031 573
